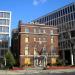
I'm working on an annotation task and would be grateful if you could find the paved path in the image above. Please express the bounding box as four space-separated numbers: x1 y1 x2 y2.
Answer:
0 69 75 75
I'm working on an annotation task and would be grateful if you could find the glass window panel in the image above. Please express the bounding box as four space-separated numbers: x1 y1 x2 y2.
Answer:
0 27 2 32
0 19 6 25
34 48 38 55
43 29 46 33
34 28 36 33
60 10 63 16
6 19 9 25
71 13 74 20
74 12 75 19
0 34 9 40
3 27 9 32
70 5 73 12
39 29 41 33
51 38 54 44
66 15 68 22
25 46 28 55
25 28 29 33
34 38 36 41
0 12 3 17
3 12 10 18
68 7 70 13
50 30 53 35
63 9 65 15
1 50 4 56
73 4 75 11
65 8 68 14
25 37 28 43
68 14 71 21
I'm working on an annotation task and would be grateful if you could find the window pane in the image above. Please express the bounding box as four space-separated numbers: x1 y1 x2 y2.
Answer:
3 12 10 18
0 19 6 25
25 46 28 55
6 19 9 25
1 50 4 56
25 28 29 33
50 30 53 35
0 27 2 32
73 4 75 11
25 37 28 43
34 28 36 33
51 38 54 44
0 12 3 17
34 48 38 55
2 27 9 32
0 34 9 41
34 38 36 41
43 29 46 33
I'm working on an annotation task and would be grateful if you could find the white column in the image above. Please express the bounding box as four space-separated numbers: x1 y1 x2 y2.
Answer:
4 57 6 66
71 50 74 65
37 59 38 65
45 56 47 65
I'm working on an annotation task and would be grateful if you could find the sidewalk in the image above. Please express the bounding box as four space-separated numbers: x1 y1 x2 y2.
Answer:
47 66 75 70
0 66 75 75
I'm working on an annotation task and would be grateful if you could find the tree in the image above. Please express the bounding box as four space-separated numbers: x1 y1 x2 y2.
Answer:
5 50 15 68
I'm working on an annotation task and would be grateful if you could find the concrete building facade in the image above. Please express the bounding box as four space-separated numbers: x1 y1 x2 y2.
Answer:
33 2 75 65
0 11 11 61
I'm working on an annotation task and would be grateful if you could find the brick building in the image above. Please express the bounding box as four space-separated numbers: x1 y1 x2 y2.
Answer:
12 21 59 67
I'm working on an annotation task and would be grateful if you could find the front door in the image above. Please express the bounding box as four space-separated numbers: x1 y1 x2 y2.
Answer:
34 56 47 67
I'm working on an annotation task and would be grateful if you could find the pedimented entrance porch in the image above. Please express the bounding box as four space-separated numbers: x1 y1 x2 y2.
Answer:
34 55 47 67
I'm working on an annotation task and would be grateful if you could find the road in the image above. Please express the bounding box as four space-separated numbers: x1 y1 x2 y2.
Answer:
23 72 75 75
0 69 75 75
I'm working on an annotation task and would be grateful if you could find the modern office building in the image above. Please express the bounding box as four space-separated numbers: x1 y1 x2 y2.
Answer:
33 2 75 65
0 11 11 61
12 21 59 67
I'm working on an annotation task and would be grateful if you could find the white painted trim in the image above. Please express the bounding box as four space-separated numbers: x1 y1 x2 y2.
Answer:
20 54 59 57
0 25 9 27
19 32 58 36
0 11 11 13
20 24 58 29
0 32 9 34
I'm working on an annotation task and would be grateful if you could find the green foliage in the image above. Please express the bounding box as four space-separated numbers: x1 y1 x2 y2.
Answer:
0 58 4 65
56 58 63 66
5 50 15 68
47 58 64 66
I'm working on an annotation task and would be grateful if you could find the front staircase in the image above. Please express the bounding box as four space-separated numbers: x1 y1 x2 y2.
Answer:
25 66 43 70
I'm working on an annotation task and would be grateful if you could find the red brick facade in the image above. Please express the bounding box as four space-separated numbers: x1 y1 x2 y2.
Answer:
12 21 59 67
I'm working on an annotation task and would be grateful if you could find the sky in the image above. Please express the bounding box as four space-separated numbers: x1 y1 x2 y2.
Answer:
0 0 75 30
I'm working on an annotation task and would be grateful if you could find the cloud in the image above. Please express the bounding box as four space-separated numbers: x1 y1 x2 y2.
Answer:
33 0 47 6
